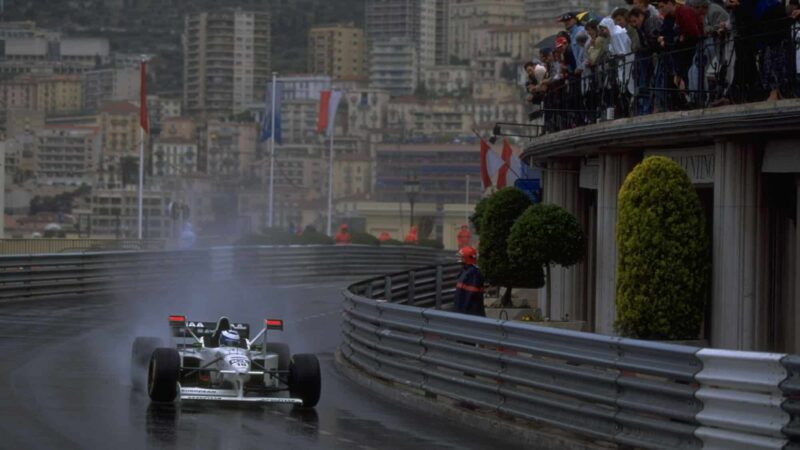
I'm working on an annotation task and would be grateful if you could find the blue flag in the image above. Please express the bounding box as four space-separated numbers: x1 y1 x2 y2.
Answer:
260 82 282 144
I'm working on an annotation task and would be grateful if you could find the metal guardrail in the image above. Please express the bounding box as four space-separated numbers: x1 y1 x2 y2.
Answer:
0 238 165 255
0 245 451 301
340 265 800 450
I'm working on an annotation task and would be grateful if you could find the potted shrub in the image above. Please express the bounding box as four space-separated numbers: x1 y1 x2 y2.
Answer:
615 156 710 341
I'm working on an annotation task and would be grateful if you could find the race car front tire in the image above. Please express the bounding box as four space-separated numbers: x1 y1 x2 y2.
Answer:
289 353 321 408
131 336 163 390
148 348 181 402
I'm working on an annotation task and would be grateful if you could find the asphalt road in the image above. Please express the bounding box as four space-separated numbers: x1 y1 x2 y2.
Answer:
0 279 523 450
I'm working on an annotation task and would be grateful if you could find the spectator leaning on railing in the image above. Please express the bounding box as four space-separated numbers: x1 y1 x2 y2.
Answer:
628 6 663 114
657 0 704 105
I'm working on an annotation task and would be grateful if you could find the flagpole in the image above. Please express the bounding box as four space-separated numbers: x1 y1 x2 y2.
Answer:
465 174 470 224
326 124 334 237
268 72 276 228
138 125 144 239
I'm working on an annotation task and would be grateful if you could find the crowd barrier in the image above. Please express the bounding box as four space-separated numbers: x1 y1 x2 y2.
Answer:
341 264 800 450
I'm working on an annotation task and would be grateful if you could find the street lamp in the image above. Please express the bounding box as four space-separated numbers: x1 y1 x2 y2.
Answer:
404 174 420 227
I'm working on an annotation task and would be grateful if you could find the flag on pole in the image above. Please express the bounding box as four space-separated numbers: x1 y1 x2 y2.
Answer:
316 90 343 136
260 82 282 143
479 137 504 191
497 139 513 188
140 61 148 133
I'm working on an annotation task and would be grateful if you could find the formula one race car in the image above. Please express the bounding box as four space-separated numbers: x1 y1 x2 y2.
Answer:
130 315 321 407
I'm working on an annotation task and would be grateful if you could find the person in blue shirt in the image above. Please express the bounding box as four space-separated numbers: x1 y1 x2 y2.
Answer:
454 246 485 317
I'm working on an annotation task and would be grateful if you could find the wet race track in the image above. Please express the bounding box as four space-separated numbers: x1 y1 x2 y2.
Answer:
0 280 522 450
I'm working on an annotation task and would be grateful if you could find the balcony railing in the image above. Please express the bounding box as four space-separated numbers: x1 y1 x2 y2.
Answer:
528 17 799 136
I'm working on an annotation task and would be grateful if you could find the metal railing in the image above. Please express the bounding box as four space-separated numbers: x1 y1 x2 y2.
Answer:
340 264 800 450
529 16 800 136
0 238 165 255
0 245 452 301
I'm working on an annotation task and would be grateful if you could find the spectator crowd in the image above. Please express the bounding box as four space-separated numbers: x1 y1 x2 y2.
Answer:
524 0 800 133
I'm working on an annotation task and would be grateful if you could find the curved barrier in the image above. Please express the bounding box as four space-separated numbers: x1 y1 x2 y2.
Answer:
0 245 451 301
340 265 800 450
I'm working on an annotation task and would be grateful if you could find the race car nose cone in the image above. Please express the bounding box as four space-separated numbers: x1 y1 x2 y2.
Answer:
225 355 250 374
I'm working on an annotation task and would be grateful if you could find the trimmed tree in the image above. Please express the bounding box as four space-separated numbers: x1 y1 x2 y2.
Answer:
615 156 710 340
469 196 490 234
478 187 539 306
507 204 586 319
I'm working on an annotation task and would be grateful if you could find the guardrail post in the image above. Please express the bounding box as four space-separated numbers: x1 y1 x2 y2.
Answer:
435 265 443 310
384 275 392 301
365 281 373 298
407 271 415 305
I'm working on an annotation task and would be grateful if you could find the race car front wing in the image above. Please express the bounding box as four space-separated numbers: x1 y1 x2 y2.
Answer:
179 386 303 405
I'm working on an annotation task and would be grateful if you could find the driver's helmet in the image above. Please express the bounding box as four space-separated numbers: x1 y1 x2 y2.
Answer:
220 329 240 347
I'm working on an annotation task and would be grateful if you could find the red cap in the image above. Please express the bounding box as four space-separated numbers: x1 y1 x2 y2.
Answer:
459 246 478 265
555 36 568 48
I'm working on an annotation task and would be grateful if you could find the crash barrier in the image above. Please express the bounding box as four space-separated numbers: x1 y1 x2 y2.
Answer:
0 238 165 255
340 265 800 450
0 245 451 301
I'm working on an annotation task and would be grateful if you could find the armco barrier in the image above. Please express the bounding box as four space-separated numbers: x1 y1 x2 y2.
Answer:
0 245 450 301
340 264 800 450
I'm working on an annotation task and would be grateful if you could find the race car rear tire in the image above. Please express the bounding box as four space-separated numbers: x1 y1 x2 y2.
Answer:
131 337 163 390
148 348 181 402
265 342 290 372
289 353 321 408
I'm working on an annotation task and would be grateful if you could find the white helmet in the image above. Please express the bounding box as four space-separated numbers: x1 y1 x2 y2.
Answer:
220 329 240 347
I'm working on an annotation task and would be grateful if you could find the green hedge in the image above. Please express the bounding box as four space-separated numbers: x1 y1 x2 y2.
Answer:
615 156 710 340
350 232 380 246
470 196 490 234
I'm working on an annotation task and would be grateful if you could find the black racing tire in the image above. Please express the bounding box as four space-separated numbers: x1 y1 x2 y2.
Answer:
289 353 321 408
131 337 163 390
148 348 181 402
265 342 291 372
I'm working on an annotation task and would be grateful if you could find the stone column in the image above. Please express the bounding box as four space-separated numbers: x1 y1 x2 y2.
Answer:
711 140 762 350
542 159 582 321
594 153 636 335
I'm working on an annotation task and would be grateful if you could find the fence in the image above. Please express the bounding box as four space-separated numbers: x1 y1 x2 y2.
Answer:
341 264 800 450
0 245 451 302
0 238 165 255
528 16 800 136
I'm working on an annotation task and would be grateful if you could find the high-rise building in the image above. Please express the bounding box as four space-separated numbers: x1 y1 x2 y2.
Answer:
365 0 437 69
448 0 526 61
308 24 368 80
183 8 271 118
523 0 611 23
435 0 450 65
369 38 419 97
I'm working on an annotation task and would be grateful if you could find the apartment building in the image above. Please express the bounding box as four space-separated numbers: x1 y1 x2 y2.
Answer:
183 8 271 117
369 38 419 97
34 125 100 186
365 0 437 69
448 0 526 61
83 67 140 112
308 24 367 80
0 74 83 116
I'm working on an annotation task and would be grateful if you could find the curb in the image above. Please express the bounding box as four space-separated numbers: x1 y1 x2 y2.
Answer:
334 349 614 450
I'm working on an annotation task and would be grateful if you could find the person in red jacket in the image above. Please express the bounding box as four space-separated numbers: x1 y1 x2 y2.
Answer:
657 0 704 98
404 225 418 244
456 224 472 249
454 246 485 317
378 231 391 242
334 224 351 245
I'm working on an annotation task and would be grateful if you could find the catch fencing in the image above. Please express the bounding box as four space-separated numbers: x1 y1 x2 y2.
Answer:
341 264 800 450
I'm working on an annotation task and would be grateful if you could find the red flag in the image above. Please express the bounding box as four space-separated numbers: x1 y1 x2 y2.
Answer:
479 137 493 189
140 61 148 133
316 91 331 134
497 139 513 188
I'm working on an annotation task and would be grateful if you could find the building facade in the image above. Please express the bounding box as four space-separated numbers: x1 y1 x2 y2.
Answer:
153 139 198 177
0 34 110 76
90 188 172 238
183 8 271 117
83 67 140 112
365 0 437 69
369 38 419 97
523 0 611 23
34 125 100 186
308 24 367 80
448 0 526 61
420 66 472 96
0 74 83 116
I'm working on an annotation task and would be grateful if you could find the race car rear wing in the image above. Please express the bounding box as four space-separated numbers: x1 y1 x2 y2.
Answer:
168 315 251 341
